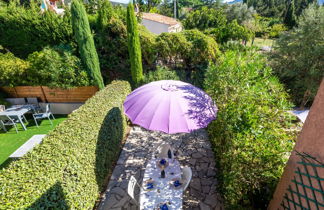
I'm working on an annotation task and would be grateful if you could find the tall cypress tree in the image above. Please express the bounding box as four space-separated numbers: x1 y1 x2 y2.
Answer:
71 0 104 89
97 0 113 32
126 4 143 85
284 0 297 27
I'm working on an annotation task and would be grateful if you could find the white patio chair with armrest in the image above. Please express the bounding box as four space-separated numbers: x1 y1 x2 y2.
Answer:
32 104 55 127
128 175 140 206
157 143 174 159
181 166 192 191
0 115 19 133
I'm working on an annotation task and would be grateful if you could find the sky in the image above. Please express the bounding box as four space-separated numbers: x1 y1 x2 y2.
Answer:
110 0 130 4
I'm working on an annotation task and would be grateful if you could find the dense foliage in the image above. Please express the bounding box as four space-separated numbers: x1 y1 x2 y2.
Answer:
225 3 256 24
27 47 90 88
0 1 73 58
244 0 318 23
126 4 144 85
71 0 104 89
0 80 131 209
205 50 296 209
183 6 227 30
183 6 252 43
271 4 324 107
0 52 29 87
0 48 90 88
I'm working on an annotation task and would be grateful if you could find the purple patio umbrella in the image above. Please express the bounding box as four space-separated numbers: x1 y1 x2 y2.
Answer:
123 80 218 134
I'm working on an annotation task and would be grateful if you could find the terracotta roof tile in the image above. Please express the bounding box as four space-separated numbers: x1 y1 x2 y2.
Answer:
140 13 180 26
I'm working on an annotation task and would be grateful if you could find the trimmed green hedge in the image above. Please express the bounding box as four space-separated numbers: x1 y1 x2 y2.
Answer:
0 80 131 209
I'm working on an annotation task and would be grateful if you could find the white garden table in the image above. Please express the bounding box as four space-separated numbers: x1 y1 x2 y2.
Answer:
0 105 35 131
140 158 183 210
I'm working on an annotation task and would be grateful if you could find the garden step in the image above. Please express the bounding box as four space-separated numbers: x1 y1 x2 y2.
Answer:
9 135 46 158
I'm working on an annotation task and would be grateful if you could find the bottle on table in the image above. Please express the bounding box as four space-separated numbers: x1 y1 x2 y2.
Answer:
161 169 166 178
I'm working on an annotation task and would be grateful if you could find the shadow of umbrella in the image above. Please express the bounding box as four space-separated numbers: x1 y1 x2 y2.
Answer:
27 181 69 210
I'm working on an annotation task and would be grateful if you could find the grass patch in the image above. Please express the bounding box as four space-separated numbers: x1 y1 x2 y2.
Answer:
0 115 67 166
248 37 275 47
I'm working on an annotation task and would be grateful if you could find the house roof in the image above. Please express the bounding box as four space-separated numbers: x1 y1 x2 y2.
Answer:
140 13 180 26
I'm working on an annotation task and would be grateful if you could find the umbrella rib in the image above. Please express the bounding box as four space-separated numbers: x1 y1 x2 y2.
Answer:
167 93 171 133
175 97 190 132
147 94 167 131
131 95 157 122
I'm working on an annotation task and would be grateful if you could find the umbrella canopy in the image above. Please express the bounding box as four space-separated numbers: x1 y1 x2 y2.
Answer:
123 80 218 134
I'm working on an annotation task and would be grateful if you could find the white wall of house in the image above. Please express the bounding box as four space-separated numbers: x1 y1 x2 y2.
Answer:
141 19 170 34
168 23 182 33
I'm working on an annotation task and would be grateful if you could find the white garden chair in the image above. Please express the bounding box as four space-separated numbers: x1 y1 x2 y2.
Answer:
128 175 140 205
181 166 192 191
33 104 55 127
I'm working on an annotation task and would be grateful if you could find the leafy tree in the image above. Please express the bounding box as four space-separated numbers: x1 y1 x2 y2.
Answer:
0 52 29 86
183 6 227 30
284 0 297 27
126 4 143 85
225 3 256 24
244 0 318 19
26 47 90 88
71 0 104 89
271 4 324 107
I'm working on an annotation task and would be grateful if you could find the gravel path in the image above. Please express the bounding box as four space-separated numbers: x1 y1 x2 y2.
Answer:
99 126 223 210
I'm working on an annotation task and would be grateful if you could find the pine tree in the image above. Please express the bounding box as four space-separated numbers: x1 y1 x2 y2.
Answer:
126 4 143 85
284 0 297 27
71 0 104 89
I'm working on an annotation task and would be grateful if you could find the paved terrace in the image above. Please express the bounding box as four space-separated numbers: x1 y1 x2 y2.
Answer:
99 126 223 210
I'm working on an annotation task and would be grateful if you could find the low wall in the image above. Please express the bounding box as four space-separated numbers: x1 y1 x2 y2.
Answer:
39 103 83 115
0 86 98 103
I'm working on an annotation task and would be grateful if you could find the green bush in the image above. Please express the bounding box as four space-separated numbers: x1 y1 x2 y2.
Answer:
155 30 220 70
0 52 29 86
0 80 131 209
26 47 90 88
183 6 227 31
0 1 73 58
268 23 287 38
142 66 181 84
271 4 324 107
204 50 297 209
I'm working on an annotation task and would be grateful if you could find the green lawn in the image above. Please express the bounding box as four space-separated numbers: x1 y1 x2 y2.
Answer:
248 37 275 47
0 115 67 166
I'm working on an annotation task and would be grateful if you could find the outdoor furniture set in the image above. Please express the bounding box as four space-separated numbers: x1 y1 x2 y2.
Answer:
0 98 54 133
122 80 218 209
128 143 192 209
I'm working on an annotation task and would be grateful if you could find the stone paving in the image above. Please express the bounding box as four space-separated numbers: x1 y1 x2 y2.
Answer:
98 126 223 210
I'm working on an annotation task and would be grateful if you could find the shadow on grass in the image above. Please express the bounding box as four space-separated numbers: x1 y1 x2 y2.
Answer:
26 181 69 210
95 107 124 191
